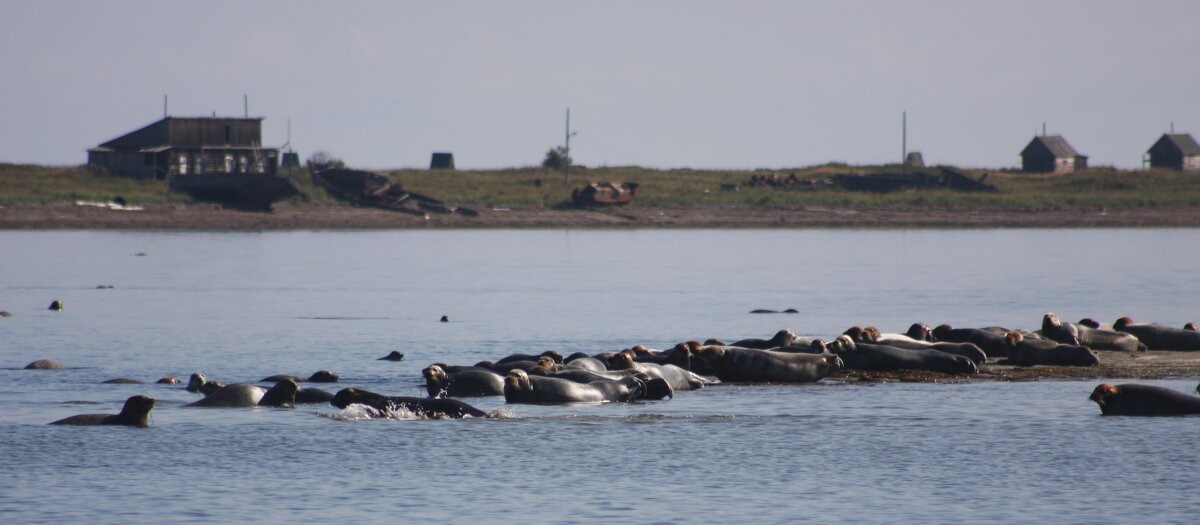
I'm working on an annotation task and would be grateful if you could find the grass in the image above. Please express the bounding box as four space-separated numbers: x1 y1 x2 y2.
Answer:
3 162 1200 210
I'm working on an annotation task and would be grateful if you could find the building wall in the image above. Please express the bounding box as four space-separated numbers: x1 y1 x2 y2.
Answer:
168 119 262 147
88 150 164 180
1022 153 1057 173
1185 155 1200 171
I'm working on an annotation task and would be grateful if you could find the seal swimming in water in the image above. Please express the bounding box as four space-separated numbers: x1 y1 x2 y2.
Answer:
423 364 505 397
1041 313 1145 353
260 370 339 383
48 300 64 311
50 395 156 427
331 387 488 418
185 379 298 408
378 351 406 361
1004 331 1100 367
185 372 226 395
1113 317 1200 351
503 369 669 404
691 344 841 383
24 359 63 370
102 378 144 384
1090 383 1200 416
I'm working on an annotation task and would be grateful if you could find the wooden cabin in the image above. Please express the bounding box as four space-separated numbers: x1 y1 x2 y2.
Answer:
1146 133 1200 171
88 117 278 180
1020 135 1087 173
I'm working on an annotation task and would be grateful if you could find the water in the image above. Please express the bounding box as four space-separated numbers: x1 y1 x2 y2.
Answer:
1 229 1198 524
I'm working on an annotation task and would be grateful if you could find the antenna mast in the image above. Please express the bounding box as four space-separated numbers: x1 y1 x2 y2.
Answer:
163 94 168 118
902 111 907 164
563 108 576 184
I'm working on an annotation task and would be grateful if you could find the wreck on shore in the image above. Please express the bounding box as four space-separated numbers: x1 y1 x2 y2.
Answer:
311 168 477 217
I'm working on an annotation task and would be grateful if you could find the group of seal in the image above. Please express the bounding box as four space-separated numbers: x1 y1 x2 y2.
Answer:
41 311 1200 425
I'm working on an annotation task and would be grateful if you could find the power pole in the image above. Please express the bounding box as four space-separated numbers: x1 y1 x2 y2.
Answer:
902 111 907 165
563 108 576 184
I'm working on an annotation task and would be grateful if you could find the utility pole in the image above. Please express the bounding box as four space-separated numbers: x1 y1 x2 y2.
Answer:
902 111 907 165
563 108 576 184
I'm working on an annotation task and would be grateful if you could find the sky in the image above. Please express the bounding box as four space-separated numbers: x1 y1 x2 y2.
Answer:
2 0 1198 170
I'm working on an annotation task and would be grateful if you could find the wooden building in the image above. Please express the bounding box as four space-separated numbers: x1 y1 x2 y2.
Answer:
88 117 278 180
1146 133 1200 171
1020 135 1087 173
429 152 455 170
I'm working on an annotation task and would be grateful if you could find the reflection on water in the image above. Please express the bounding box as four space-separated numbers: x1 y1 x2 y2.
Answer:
1 229 1197 524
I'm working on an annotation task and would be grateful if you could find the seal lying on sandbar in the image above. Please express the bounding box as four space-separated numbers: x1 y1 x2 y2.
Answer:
729 329 801 350
829 336 978 375
1090 383 1200 416
1004 331 1099 367
1113 317 1200 351
847 326 987 364
606 352 714 391
691 344 842 383
330 387 488 418
1041 313 1145 353
503 369 670 404
185 379 298 408
51 395 156 427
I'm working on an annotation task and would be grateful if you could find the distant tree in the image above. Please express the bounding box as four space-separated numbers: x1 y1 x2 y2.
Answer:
542 146 571 170
307 151 345 170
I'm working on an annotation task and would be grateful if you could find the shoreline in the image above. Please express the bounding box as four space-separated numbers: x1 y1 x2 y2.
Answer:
3 201 1200 230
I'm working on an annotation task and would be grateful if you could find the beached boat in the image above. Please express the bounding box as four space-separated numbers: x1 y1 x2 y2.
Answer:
571 182 639 206
169 172 301 211
311 168 477 216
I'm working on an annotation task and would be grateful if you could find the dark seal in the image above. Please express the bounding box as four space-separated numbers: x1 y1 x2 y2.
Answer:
378 351 406 361
331 387 488 418
50 395 156 427
1090 383 1200 416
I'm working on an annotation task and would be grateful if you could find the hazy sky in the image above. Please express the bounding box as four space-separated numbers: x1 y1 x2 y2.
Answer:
2 1 1197 170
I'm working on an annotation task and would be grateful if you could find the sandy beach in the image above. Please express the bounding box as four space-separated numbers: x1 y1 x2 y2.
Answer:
4 201 1200 230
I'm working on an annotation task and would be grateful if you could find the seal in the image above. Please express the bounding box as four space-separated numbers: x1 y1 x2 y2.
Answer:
260 370 339 383
1186 322 1199 331
0 311 12 317
481 360 541 374
931 325 1009 358
1090 383 1200 416
156 377 180 384
24 359 64 370
48 300 64 311
296 387 335 404
185 372 226 395
423 364 505 397
378 351 406 361
50 395 156 427
691 344 842 383
859 331 988 365
606 352 714 390
102 378 144 384
330 387 488 418
1113 317 1200 351
495 351 564 366
1041 313 1145 353
1004 331 1100 367
729 329 800 350
185 379 298 408
829 336 978 375
564 355 607 372
502 369 668 404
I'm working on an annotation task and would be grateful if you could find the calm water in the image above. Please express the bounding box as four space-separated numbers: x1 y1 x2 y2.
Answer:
1 229 1198 524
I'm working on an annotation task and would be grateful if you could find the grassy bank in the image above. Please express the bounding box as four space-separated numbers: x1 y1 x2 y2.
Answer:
3 162 1200 210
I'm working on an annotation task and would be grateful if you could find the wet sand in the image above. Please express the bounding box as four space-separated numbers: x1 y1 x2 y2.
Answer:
3 201 1200 229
